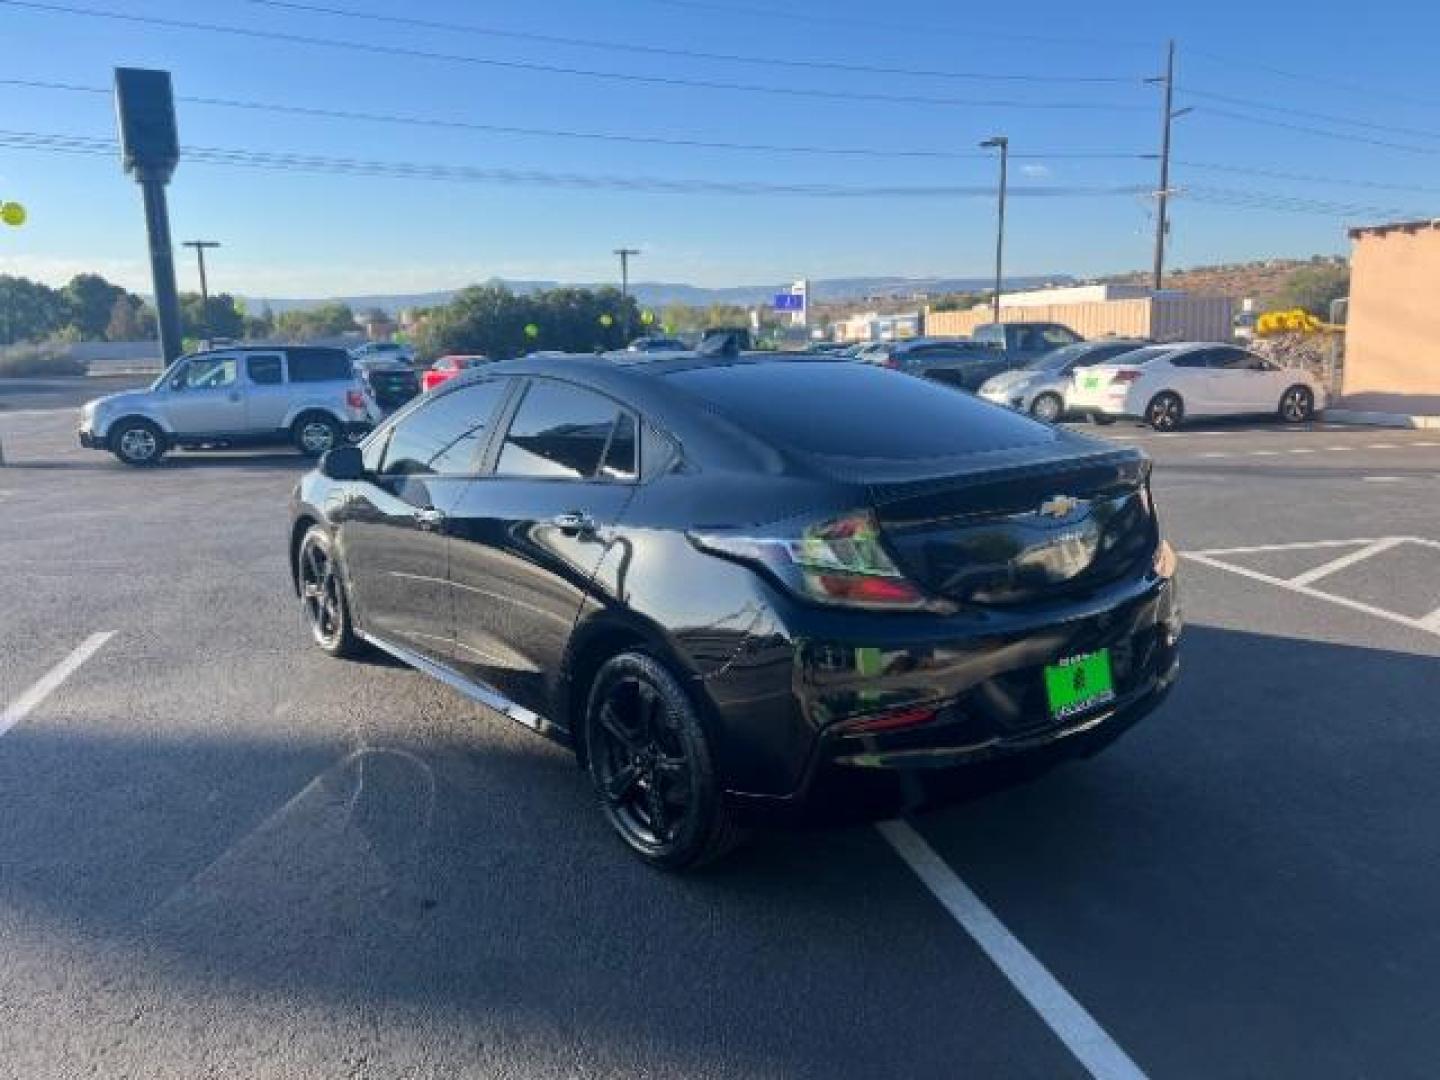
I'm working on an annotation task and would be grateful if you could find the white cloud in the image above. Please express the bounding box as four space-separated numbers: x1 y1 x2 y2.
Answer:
1020 164 1052 179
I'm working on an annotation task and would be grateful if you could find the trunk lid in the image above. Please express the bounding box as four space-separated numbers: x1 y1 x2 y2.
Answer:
869 444 1156 607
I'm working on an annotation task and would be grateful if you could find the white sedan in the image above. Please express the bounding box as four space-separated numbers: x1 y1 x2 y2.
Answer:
1065 342 1325 431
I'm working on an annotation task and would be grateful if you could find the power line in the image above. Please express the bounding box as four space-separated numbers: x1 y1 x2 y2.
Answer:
1176 159 1440 197
0 0 1148 111
0 78 1153 162
631 0 1156 50
1188 46 1440 110
1196 106 1440 156
231 0 1142 84
1185 185 1425 220
1180 86 1440 143
0 128 1156 198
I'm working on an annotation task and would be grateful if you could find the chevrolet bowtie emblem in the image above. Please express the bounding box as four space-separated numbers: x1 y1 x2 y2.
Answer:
1039 495 1081 519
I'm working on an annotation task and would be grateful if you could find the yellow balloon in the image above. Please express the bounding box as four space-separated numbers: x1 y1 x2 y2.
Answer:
599 313 614 327
1 202 26 227
640 310 655 325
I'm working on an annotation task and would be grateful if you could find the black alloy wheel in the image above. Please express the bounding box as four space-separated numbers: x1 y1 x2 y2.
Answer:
297 527 361 657
586 652 742 870
1145 392 1184 432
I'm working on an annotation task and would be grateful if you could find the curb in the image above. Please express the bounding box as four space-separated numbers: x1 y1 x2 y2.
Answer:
1324 409 1440 430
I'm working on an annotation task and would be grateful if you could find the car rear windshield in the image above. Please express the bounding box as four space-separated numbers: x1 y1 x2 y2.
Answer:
664 361 1054 460
288 348 354 382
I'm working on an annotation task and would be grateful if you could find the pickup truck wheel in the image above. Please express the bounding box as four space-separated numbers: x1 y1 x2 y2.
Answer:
293 413 341 457
1029 392 1063 423
110 419 167 466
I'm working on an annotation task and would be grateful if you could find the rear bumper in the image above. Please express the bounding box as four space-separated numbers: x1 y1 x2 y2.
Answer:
715 570 1181 817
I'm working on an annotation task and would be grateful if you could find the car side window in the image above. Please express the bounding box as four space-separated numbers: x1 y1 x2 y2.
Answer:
289 349 354 382
602 412 638 481
246 354 283 385
1042 326 1080 347
496 380 628 481
1208 348 1258 371
175 356 238 390
1170 350 1213 369
379 379 511 477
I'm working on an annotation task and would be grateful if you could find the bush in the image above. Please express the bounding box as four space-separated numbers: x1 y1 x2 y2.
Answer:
0 343 87 377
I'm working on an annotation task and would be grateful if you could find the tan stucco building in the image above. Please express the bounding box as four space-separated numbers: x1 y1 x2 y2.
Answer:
1345 220 1440 402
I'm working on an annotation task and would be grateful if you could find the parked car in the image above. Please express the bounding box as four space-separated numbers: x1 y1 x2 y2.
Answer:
79 345 378 466
979 339 1150 422
351 341 414 366
350 343 420 411
1065 342 1325 431
422 354 492 393
289 355 1181 869
864 337 1016 391
625 336 690 353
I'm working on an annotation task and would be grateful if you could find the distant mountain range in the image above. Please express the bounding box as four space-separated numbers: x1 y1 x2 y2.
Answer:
247 275 1074 316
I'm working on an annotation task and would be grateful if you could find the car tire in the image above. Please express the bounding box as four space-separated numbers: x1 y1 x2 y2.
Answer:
293 413 341 457
1029 392 1064 423
585 651 746 871
1278 385 1315 424
296 525 363 658
1145 392 1184 432
109 418 167 466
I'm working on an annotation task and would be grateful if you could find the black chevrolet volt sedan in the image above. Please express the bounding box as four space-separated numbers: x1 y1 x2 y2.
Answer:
289 354 1181 869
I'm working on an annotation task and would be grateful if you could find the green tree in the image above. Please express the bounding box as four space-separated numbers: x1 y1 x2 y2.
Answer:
62 274 129 340
1274 264 1349 318
180 292 246 340
0 275 65 344
274 303 357 341
105 295 148 340
415 285 639 359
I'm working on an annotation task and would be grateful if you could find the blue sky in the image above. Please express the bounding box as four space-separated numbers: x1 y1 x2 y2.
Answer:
1 0 1437 297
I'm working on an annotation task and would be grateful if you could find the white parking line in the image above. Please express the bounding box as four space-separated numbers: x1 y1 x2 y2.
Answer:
1289 537 1409 587
0 632 113 738
877 820 1147 1080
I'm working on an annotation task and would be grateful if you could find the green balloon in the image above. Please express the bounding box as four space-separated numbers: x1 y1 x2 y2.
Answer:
524 323 540 339
599 313 614 328
1 201 26 227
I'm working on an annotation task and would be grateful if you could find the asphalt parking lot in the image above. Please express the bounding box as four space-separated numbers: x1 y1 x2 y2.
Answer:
2 399 1439 1079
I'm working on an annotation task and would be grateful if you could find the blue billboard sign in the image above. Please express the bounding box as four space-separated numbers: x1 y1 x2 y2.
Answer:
773 292 805 312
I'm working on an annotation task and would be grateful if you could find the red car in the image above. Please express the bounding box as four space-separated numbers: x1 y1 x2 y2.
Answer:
421 354 491 392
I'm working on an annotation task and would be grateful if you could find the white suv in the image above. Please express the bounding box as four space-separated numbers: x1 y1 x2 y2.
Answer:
79 346 380 466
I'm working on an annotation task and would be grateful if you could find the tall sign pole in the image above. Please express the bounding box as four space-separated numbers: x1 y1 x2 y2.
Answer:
114 68 183 363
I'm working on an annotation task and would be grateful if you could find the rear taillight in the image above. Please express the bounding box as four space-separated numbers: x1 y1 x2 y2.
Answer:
690 510 932 611
346 389 366 410
1110 370 1142 385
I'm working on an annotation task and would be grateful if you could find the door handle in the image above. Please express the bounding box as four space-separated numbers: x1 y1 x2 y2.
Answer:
413 507 446 531
552 511 597 536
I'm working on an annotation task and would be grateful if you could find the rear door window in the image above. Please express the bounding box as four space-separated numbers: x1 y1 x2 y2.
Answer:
1170 350 1214 369
245 354 284 385
496 380 628 481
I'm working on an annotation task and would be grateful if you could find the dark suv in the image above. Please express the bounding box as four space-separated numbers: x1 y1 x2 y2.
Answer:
289 355 1181 869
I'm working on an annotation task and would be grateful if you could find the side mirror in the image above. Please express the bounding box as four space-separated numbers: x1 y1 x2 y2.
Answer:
319 444 366 481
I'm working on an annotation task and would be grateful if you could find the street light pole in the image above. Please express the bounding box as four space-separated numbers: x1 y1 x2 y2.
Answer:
980 136 1008 324
183 240 221 340
614 247 640 342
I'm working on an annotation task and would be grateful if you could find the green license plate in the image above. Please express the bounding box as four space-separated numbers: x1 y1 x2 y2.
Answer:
1043 649 1115 720
1083 376 1100 389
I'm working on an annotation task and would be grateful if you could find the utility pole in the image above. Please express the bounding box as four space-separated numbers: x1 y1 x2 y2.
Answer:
1148 41 1191 291
183 240 221 340
614 247 640 342
979 135 1008 324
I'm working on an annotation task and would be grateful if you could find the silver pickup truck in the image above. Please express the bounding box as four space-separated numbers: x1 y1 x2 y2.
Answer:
78 345 380 466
